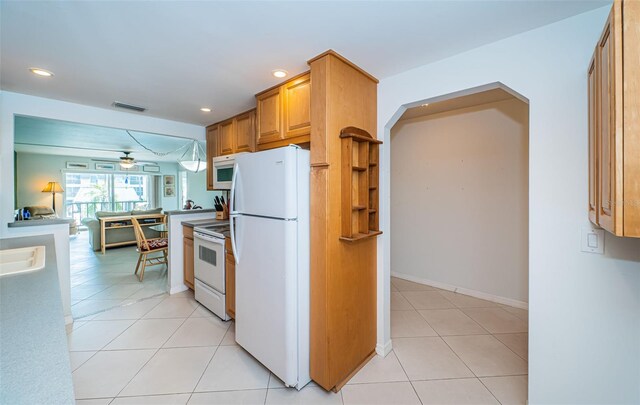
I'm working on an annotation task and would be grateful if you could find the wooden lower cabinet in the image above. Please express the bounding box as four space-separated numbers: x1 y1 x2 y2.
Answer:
225 237 235 319
183 226 194 290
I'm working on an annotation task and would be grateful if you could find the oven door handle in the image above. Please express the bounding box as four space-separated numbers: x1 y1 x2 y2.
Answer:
194 232 224 244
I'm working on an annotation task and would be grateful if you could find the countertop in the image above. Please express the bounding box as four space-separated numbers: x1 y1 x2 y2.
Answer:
0 235 75 404
8 218 75 228
180 218 229 228
166 208 217 216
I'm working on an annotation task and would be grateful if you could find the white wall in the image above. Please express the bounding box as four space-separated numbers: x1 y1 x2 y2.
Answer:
185 169 225 210
15 152 181 213
377 6 640 403
391 99 528 305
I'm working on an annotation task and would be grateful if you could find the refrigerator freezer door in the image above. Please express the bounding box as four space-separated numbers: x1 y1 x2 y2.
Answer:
233 146 298 220
234 214 298 386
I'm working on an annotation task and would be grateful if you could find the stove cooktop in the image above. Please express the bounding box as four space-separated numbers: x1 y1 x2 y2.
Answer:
194 223 230 238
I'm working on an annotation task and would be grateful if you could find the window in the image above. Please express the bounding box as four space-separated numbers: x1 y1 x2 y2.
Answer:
180 171 188 209
65 172 151 223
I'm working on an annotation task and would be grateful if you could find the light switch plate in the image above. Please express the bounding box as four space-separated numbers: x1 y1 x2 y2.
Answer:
581 227 604 254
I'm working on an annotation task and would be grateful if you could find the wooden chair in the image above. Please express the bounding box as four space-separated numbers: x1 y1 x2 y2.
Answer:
131 217 168 282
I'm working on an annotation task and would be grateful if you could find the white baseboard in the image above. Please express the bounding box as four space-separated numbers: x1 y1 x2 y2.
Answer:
170 285 188 295
391 271 528 310
376 340 393 357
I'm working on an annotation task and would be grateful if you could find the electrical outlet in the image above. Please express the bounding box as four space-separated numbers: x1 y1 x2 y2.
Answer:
581 227 604 254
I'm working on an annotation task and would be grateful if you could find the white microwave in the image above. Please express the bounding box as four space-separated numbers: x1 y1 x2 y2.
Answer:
212 153 246 189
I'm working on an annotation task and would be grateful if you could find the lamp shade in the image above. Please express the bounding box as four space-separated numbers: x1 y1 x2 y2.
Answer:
42 181 64 193
178 140 207 173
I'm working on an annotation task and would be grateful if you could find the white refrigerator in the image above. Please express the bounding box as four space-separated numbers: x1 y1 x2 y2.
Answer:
229 145 311 390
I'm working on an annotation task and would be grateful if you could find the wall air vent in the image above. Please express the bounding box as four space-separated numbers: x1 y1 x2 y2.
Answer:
112 101 147 112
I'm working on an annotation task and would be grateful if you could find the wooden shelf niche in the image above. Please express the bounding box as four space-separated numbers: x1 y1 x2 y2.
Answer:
339 127 383 242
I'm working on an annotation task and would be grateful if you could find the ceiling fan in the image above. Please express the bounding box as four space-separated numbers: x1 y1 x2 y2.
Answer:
92 152 158 169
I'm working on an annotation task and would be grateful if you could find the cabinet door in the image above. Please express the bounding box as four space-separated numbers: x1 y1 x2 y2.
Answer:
183 236 194 289
235 110 255 153
283 74 311 139
206 125 219 190
256 87 283 144
219 119 235 155
597 8 622 234
588 53 599 225
225 252 235 319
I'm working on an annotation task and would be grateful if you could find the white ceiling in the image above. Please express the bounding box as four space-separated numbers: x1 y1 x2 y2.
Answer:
1 1 608 126
14 116 196 162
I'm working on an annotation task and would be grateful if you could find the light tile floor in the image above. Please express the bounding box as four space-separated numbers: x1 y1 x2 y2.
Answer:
69 245 529 405
70 231 169 319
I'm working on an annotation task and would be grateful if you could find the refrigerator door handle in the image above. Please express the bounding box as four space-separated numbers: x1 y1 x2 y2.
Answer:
230 214 239 264
230 162 239 215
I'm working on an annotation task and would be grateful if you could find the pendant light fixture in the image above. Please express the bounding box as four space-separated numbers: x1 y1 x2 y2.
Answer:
178 140 207 172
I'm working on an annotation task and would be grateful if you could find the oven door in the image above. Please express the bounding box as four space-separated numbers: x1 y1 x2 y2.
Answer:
193 232 226 294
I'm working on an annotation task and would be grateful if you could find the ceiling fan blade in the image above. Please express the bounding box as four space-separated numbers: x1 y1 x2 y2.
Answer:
91 158 120 163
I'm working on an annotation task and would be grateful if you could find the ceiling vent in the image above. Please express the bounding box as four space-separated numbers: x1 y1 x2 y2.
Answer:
112 101 146 112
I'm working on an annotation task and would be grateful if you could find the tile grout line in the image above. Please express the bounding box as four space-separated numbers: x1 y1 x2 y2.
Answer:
72 292 167 322
109 312 193 400
72 294 194 401
387 349 422 404
434 335 505 403
438 330 528 399
189 344 223 398
489 332 529 363
476 376 504 405
438 334 479 379
414 307 491 336
188 314 230 398
264 373 271 404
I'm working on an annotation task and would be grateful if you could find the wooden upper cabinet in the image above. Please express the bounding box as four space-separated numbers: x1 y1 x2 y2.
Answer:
256 87 283 145
588 0 640 237
256 72 311 150
206 124 219 191
218 109 256 156
283 74 311 139
219 119 235 156
588 53 599 225
235 110 255 153
597 9 619 233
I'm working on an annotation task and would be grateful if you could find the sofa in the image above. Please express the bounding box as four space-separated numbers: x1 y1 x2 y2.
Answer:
23 206 79 235
81 208 164 251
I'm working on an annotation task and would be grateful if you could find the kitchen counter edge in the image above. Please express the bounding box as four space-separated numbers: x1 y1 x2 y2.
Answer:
8 218 75 227
180 218 229 228
166 209 217 216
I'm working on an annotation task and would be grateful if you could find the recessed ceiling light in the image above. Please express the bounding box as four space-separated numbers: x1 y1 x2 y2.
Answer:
200 107 211 112
29 67 54 77
272 69 288 78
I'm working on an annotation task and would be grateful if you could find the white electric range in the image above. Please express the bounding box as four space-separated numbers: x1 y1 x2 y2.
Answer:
193 222 231 321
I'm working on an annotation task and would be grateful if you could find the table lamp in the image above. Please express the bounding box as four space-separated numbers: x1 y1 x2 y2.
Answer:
42 181 64 212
